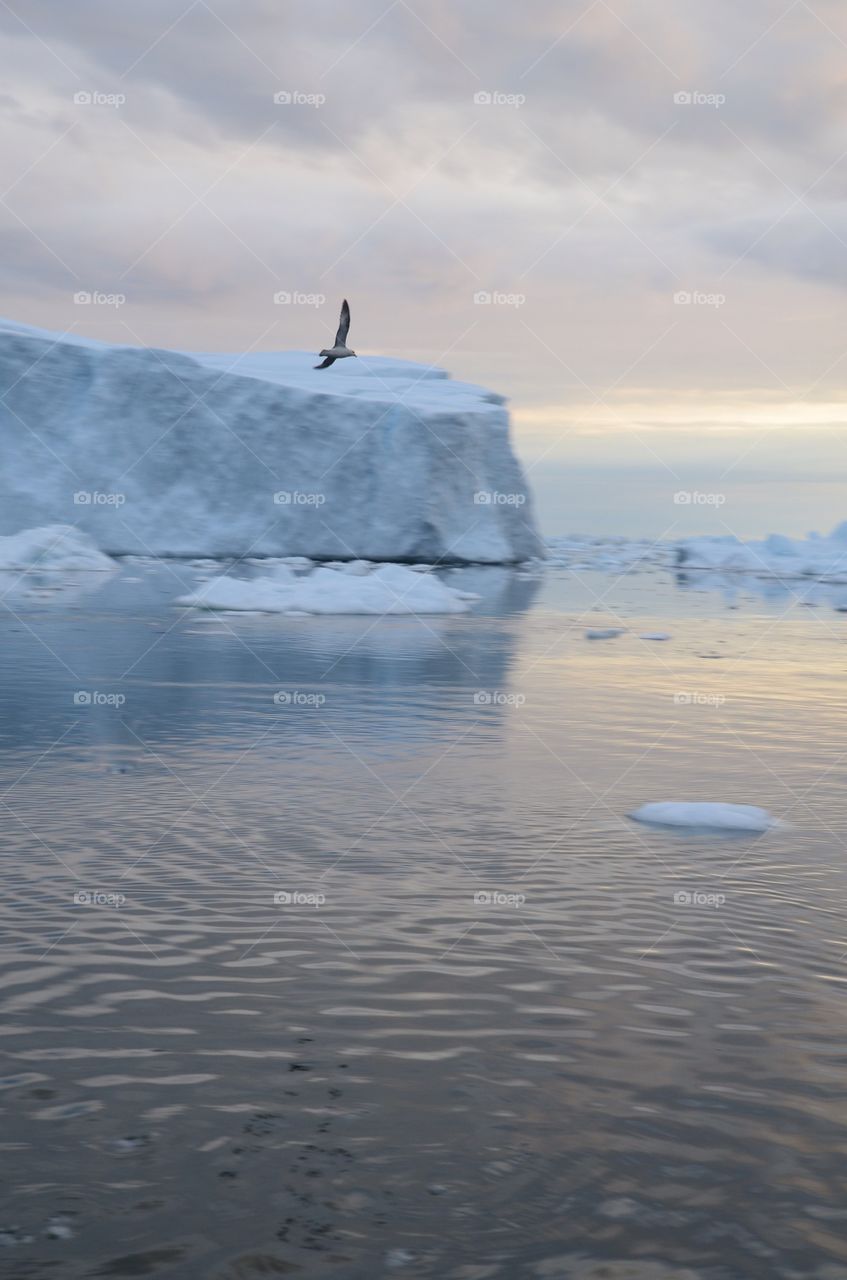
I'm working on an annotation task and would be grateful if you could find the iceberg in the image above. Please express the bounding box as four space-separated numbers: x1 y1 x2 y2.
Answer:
0 318 541 565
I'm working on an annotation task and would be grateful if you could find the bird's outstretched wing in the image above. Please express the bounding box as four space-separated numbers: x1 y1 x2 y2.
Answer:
334 298 350 348
314 356 336 369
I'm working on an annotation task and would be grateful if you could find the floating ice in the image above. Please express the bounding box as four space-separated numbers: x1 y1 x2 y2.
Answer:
675 524 847 581
585 627 625 640
639 632 672 641
547 524 847 589
0 525 116 572
546 535 666 572
177 562 477 615
629 802 780 832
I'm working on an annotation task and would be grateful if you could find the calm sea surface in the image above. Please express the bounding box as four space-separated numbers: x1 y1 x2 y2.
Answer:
2 559 846 1279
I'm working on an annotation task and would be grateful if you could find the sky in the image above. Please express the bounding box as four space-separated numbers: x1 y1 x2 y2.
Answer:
1 0 846 538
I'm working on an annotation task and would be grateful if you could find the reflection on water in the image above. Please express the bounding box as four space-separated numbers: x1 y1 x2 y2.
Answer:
1 561 847 1279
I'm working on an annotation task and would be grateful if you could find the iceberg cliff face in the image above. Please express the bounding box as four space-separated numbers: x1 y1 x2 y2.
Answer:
0 319 542 564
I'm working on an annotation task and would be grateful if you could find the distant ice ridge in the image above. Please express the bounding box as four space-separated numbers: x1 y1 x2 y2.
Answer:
675 524 847 580
545 535 668 572
177 562 477 614
547 524 847 582
0 317 541 565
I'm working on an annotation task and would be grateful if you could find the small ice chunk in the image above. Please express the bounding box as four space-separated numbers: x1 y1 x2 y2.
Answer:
45 1216 74 1240
639 632 671 641
585 628 625 640
385 1249 416 1268
629 802 780 832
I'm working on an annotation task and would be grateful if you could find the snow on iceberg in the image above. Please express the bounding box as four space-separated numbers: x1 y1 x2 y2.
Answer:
629 802 781 832
0 525 115 572
177 562 477 615
0 318 542 565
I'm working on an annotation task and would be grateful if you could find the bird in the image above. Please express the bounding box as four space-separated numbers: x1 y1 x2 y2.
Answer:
314 299 356 369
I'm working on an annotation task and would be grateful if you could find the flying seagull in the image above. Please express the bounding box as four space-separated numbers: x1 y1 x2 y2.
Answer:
314 299 356 369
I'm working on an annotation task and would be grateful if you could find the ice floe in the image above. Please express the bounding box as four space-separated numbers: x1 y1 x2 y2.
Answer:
177 562 478 615
629 802 781 832
0 525 116 572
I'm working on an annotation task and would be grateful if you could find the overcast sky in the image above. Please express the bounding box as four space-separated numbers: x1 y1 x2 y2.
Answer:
2 0 846 534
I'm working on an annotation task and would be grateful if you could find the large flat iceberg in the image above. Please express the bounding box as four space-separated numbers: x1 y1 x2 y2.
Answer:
0 318 541 565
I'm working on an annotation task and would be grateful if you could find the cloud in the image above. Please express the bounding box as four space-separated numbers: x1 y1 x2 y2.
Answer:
0 0 846 419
